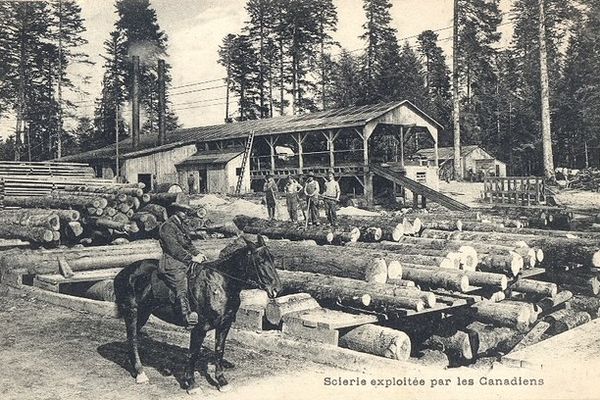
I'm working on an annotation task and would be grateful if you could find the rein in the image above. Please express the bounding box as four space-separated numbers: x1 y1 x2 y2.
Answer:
190 245 269 289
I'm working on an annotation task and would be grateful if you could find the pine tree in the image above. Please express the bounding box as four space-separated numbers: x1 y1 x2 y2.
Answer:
218 34 260 121
283 0 321 114
92 31 127 149
245 0 275 118
394 42 426 106
417 30 451 129
314 0 338 109
457 0 503 147
510 0 575 174
360 0 400 103
0 1 89 160
1 1 53 160
50 0 90 158
94 0 178 149
327 50 363 108
555 0 599 168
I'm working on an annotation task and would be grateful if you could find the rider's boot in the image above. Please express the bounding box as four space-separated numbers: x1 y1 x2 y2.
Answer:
178 296 198 327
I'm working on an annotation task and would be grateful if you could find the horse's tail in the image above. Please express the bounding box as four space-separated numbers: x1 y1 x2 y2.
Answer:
114 260 155 318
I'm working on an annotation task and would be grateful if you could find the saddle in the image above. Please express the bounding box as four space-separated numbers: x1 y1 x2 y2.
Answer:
150 270 177 304
149 265 201 308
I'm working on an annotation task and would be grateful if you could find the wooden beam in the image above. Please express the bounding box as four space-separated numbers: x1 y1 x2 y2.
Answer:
265 136 279 174
399 127 404 167
363 125 375 206
292 132 306 171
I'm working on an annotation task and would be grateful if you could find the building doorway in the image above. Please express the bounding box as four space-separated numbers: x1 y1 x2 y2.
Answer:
199 168 207 193
137 173 152 192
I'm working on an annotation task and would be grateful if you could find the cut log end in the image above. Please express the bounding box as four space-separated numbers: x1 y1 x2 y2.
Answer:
42 230 54 242
386 260 402 280
365 258 387 283
391 223 404 241
439 257 456 270
349 227 361 242
509 252 524 276
325 232 334 243
535 248 544 263
411 218 422 234
592 250 600 269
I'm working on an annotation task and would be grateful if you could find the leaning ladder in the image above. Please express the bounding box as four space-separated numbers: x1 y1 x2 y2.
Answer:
235 131 255 194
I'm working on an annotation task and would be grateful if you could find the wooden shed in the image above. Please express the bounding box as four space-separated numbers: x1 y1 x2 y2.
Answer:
416 145 507 181
175 148 248 194
60 100 443 203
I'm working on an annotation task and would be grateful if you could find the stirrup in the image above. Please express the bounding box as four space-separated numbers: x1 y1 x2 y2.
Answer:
186 311 198 326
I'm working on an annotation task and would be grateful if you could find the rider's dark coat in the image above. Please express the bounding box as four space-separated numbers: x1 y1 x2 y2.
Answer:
158 214 200 295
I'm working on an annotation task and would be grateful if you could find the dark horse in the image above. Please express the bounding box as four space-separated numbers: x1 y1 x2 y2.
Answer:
113 235 281 394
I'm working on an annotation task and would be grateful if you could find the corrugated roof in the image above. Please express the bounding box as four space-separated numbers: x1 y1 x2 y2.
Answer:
60 100 442 162
176 148 243 166
416 145 481 160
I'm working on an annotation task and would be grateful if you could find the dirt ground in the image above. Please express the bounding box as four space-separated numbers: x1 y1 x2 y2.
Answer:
0 286 349 400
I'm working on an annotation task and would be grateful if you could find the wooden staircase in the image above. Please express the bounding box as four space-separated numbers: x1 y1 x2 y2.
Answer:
371 164 470 211
235 131 255 194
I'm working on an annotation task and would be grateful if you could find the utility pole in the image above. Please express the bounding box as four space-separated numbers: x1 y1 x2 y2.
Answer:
538 0 555 180
452 0 462 181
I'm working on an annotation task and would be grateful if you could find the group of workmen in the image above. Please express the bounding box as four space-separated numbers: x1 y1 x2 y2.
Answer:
262 170 341 227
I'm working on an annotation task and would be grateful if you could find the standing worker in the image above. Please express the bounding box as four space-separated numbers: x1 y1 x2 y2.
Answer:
284 176 302 222
322 170 341 227
303 173 320 226
158 204 207 328
263 175 278 220
187 173 195 195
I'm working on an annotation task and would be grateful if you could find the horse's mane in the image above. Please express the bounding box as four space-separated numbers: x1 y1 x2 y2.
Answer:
188 237 249 279
219 237 248 259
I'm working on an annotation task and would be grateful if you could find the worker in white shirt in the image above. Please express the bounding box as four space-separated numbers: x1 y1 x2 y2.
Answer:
284 176 303 222
303 173 320 226
322 171 340 227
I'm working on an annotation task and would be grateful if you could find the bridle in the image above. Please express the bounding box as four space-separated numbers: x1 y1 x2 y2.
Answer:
189 245 272 290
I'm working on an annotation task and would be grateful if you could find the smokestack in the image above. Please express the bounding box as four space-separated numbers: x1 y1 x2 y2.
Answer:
158 59 166 146
132 55 140 149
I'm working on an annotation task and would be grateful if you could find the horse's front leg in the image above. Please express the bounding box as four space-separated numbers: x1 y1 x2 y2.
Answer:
124 306 148 384
183 327 206 394
214 322 233 391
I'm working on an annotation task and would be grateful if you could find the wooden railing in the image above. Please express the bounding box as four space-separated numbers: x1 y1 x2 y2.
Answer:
483 176 545 205
250 164 364 180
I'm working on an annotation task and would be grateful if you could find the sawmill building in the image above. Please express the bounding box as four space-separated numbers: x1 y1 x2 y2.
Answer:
60 100 444 203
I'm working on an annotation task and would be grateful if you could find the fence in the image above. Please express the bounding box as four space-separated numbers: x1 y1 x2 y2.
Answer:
483 176 545 205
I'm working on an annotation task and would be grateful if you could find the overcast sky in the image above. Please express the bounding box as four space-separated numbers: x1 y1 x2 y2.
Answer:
0 0 514 137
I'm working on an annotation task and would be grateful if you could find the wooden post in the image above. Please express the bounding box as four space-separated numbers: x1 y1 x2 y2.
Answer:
266 137 278 175
362 126 373 206
295 132 305 173
399 126 404 168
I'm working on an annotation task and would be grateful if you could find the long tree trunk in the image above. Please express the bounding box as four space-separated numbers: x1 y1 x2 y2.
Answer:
452 0 461 180
538 0 555 180
277 269 434 313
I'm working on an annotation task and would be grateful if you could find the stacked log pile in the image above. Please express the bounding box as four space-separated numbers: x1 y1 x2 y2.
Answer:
2 181 599 367
568 168 600 191
0 182 199 246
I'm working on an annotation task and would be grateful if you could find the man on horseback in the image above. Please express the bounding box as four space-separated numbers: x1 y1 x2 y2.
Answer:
158 203 207 327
